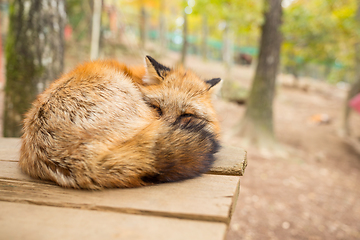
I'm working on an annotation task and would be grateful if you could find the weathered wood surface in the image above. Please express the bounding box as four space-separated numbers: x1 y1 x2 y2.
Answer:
0 175 239 222
0 137 20 161
0 137 247 240
1 201 228 240
212 146 247 176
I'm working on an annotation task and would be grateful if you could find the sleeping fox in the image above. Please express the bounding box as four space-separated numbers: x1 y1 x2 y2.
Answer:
19 56 221 189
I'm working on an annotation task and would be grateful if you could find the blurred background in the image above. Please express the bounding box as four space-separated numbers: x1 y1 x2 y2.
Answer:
0 0 360 239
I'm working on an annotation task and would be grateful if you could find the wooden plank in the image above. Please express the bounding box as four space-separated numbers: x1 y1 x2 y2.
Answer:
0 174 239 223
0 161 34 181
213 145 247 176
0 138 247 175
0 138 20 161
0 201 227 240
0 137 20 149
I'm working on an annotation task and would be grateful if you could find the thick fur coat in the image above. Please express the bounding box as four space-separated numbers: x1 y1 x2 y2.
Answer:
19 56 221 189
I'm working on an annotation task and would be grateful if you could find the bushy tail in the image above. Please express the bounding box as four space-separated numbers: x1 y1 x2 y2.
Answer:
142 118 220 184
96 119 220 188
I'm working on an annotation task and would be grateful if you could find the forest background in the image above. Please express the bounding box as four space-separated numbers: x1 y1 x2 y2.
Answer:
0 0 360 239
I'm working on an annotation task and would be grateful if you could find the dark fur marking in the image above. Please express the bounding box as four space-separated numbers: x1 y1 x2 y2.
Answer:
206 78 221 89
173 118 208 132
149 104 163 117
148 121 220 184
143 98 163 117
38 105 46 119
141 173 162 184
146 55 170 79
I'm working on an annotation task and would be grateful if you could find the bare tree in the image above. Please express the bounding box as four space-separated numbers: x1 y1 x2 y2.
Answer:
340 80 360 137
201 14 208 61
0 1 4 137
139 2 148 50
3 0 65 137
236 0 283 148
158 0 167 56
223 20 234 76
339 0 360 137
90 0 102 60
0 6 3 86
180 11 188 66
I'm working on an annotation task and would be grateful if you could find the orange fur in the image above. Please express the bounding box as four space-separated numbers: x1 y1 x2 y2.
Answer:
20 57 221 189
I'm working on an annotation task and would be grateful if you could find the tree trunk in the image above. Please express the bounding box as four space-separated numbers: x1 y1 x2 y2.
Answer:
90 0 102 60
201 14 208 61
158 0 167 56
339 0 360 137
180 11 188 66
139 5 147 50
340 59 360 136
0 10 3 87
3 0 65 137
0 6 4 137
236 0 282 148
223 21 233 74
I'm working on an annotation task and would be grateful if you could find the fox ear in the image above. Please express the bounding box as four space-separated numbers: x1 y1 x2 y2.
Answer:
143 56 171 85
205 78 222 90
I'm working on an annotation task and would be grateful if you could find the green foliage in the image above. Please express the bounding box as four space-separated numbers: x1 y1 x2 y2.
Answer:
66 1 93 40
282 0 358 83
191 0 263 46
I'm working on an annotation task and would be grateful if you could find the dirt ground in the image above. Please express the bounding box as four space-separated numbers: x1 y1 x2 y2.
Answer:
1 45 360 240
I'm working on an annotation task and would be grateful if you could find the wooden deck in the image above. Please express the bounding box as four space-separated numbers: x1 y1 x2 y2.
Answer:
0 138 247 240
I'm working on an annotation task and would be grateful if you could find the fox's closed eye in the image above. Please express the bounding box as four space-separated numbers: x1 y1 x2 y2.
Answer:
181 113 195 118
150 104 163 116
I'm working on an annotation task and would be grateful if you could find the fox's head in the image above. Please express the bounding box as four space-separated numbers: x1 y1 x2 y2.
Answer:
139 56 221 135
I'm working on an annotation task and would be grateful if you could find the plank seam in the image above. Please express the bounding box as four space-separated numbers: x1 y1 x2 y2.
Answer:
0 159 19 162
0 176 56 185
205 172 243 177
0 178 233 224
0 198 229 224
